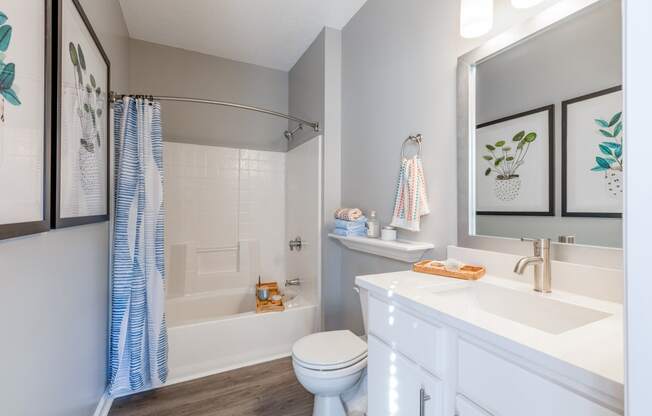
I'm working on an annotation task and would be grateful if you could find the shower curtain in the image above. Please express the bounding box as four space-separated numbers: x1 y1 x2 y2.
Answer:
108 98 168 395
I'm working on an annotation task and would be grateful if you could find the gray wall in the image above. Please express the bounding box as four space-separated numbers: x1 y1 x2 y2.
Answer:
129 39 289 152
288 29 343 330
339 0 460 333
475 0 622 248
288 32 325 150
0 1 129 415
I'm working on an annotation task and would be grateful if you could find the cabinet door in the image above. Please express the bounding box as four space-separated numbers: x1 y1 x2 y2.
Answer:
368 335 442 416
458 339 622 416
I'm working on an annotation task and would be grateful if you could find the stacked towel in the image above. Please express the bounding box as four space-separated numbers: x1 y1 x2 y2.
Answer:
334 213 367 237
334 208 363 221
391 155 430 232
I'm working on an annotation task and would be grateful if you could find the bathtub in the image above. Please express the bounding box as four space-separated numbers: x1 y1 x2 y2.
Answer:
166 290 319 383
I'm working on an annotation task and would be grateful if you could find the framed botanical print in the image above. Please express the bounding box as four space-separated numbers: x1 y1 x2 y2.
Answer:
475 105 555 216
0 1 52 240
54 0 109 228
562 86 623 218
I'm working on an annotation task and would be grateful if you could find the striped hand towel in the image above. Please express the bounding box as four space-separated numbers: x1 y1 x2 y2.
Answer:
390 156 430 232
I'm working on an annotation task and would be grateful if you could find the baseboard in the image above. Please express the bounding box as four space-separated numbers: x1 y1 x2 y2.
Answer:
92 389 114 416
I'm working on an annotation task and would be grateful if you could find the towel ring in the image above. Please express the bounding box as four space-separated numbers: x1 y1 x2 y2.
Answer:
401 134 423 160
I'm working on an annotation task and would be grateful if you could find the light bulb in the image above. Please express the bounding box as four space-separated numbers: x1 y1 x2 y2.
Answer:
511 0 545 8
460 0 494 39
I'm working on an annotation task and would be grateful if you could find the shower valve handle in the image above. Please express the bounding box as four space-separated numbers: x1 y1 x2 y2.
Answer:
289 236 302 251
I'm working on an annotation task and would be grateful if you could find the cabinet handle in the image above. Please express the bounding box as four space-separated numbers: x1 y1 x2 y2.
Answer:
419 388 431 416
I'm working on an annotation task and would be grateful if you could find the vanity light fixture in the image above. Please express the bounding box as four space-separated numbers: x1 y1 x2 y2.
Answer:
511 0 546 8
460 0 494 38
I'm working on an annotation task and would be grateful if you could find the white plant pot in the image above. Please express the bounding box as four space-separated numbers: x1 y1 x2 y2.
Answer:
604 170 623 198
79 146 101 211
494 176 521 202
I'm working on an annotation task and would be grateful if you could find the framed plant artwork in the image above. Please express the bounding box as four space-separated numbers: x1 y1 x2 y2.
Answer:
475 105 555 216
0 1 52 240
53 0 109 228
562 86 623 218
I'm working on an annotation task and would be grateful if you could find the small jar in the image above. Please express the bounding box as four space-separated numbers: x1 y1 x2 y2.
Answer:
381 226 397 241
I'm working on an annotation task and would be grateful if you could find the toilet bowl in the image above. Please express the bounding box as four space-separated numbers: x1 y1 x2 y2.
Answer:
292 287 369 416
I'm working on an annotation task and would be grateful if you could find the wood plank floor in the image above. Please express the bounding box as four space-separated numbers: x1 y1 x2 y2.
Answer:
109 357 313 416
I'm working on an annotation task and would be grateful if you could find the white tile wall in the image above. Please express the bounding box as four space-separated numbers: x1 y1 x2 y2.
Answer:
164 142 286 295
239 149 287 284
286 137 322 306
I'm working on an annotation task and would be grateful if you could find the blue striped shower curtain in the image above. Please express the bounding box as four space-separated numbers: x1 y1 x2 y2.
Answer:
108 98 168 395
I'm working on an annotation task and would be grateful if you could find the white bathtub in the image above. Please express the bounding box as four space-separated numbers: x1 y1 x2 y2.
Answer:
166 290 319 383
167 288 256 326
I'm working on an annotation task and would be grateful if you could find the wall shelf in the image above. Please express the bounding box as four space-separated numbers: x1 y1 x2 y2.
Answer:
328 233 434 263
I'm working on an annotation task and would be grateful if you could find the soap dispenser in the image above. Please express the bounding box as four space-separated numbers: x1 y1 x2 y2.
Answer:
367 210 380 238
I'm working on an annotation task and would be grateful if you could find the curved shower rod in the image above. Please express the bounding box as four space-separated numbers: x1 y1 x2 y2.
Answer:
109 91 320 140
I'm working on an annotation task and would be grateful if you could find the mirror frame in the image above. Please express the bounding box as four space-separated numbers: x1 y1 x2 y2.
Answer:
456 0 623 269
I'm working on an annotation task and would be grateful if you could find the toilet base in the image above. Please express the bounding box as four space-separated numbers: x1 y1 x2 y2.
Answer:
313 394 347 416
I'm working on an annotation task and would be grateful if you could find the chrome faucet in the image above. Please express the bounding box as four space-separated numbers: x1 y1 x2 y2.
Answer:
513 238 552 293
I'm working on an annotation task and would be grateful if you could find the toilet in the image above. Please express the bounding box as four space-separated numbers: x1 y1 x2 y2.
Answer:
292 287 369 416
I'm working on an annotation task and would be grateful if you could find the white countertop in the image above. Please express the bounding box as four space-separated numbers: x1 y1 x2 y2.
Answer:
356 270 624 398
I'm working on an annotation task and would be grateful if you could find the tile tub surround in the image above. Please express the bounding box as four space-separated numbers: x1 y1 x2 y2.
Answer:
161 138 323 384
164 143 287 295
356 270 624 406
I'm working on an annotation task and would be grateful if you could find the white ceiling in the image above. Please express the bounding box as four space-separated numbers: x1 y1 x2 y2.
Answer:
119 0 368 71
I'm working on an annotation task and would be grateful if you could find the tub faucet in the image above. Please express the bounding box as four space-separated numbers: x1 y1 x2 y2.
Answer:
514 238 552 293
285 278 301 287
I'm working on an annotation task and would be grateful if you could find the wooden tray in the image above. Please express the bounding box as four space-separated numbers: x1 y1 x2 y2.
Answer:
413 260 486 280
256 282 285 313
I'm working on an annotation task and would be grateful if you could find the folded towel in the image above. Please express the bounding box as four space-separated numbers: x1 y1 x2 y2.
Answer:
335 208 363 221
391 156 430 232
333 227 367 237
335 216 367 231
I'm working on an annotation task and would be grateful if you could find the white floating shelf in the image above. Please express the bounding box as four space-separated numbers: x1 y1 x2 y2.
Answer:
328 233 434 263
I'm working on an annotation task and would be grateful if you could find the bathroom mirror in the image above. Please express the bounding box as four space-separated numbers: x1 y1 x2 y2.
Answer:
458 0 624 262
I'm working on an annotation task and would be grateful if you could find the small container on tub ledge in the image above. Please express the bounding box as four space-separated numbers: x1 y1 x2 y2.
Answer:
255 281 285 313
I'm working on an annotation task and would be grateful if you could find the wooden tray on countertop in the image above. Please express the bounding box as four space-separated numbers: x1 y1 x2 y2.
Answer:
413 260 486 280
256 282 285 313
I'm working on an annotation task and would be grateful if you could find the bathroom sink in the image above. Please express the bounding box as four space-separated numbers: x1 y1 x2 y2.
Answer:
426 282 611 334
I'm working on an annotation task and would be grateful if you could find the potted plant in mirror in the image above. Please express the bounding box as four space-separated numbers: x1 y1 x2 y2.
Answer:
591 111 623 198
482 130 538 202
0 11 21 166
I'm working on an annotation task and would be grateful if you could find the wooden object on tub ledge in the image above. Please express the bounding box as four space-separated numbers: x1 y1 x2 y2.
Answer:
413 260 486 280
256 281 285 313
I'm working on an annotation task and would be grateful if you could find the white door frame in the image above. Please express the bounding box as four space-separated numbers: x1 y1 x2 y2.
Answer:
624 0 652 414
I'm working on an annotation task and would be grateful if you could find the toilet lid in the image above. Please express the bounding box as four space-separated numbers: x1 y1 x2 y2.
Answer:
292 330 367 370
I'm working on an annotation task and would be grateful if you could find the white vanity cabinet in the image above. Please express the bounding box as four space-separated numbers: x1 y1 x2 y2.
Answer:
368 335 443 416
366 295 622 416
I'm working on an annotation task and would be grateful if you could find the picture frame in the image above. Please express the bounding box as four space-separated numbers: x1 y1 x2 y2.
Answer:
562 86 623 218
0 1 52 240
475 105 555 216
53 0 110 228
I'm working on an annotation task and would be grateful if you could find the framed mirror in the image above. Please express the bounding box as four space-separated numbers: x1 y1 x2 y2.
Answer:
457 0 623 267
